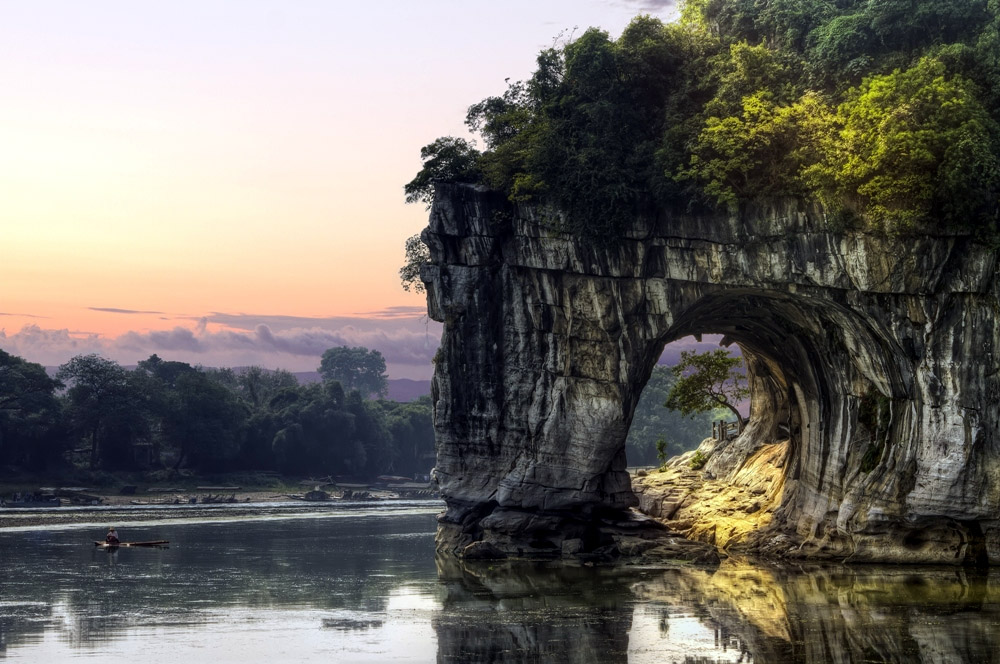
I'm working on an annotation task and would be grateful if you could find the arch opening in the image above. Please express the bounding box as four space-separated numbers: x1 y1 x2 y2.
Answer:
625 288 916 553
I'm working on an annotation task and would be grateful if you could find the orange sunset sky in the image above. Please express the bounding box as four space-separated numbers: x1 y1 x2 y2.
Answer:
1 0 679 379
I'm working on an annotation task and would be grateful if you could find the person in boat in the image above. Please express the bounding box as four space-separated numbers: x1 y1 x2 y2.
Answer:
106 527 120 544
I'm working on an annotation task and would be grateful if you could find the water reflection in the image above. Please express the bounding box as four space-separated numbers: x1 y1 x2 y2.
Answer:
2 509 1000 662
435 556 636 663
433 556 1000 663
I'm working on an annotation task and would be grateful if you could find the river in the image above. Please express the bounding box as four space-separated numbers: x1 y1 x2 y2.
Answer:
2 501 999 662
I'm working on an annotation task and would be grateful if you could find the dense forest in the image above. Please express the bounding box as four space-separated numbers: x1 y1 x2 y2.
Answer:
406 0 1000 241
0 346 716 478
0 347 434 481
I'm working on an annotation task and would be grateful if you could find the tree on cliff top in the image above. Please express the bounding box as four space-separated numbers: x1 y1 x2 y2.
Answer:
665 349 748 427
405 5 1000 241
403 136 482 208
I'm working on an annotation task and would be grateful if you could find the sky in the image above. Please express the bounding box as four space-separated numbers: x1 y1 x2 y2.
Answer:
1 0 680 379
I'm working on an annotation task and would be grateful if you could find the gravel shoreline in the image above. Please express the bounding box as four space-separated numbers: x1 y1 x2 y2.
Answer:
0 491 441 530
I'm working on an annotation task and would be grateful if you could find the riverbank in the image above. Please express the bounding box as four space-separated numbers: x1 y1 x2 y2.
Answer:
0 473 439 530
0 493 445 531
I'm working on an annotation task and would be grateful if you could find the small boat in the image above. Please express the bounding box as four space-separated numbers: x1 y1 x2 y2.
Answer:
94 540 169 548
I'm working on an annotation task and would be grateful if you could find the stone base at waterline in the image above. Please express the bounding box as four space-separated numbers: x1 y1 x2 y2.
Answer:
435 507 719 565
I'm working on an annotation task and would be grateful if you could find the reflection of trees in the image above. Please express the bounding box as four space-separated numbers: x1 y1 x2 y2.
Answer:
434 556 635 664
0 514 440 652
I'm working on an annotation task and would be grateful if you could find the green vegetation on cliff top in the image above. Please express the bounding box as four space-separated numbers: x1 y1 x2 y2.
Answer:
407 0 1000 240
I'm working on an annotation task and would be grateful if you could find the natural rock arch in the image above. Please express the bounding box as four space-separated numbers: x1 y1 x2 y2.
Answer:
422 183 999 564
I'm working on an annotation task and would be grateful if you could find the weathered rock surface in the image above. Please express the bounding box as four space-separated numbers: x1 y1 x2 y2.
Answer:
422 182 1000 564
633 438 788 551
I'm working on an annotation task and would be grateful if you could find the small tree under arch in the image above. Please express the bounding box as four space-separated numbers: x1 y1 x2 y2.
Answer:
665 349 748 428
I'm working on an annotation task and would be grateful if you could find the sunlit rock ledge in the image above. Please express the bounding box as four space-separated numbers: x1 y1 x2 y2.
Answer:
421 182 1000 565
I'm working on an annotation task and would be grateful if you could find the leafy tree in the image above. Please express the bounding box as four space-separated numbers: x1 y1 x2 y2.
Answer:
665 349 749 428
399 233 430 294
379 395 435 477
57 354 133 469
526 20 709 236
465 75 547 197
318 346 388 399
345 392 394 477
705 41 800 116
811 57 1000 233
404 136 482 207
137 354 197 387
0 349 61 414
626 365 723 465
233 365 298 412
655 436 669 467
0 350 65 469
682 90 836 207
266 381 397 478
136 354 204 468
163 370 244 471
269 383 356 475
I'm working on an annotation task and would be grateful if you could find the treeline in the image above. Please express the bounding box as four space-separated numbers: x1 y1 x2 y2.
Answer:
0 348 433 480
0 347 715 477
406 0 1000 240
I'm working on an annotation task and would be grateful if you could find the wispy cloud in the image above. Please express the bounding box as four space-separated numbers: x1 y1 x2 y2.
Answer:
611 0 678 12
89 307 166 315
0 312 48 318
358 305 430 319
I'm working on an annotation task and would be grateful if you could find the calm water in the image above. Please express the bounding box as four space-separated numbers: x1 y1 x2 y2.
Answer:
2 502 1000 663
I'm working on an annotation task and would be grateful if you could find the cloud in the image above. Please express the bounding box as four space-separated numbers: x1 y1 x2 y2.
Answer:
119 327 204 352
1 317 731 382
612 0 678 11
197 310 428 332
89 307 166 315
0 325 105 363
0 312 48 318
0 314 442 379
358 305 430 319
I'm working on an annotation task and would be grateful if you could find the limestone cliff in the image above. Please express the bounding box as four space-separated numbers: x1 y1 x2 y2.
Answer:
422 182 1000 564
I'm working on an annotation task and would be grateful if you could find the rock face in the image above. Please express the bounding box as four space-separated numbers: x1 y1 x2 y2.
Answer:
422 182 1000 564
633 438 789 552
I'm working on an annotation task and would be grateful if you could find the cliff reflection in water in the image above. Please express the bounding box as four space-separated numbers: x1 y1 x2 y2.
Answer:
3 514 1000 662
435 556 636 663
435 557 1000 664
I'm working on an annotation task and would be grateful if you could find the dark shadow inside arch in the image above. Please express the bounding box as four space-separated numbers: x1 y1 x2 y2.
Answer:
621 288 915 519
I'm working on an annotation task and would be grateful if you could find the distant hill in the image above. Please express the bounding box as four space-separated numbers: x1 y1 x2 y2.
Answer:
292 372 430 402
384 379 432 402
